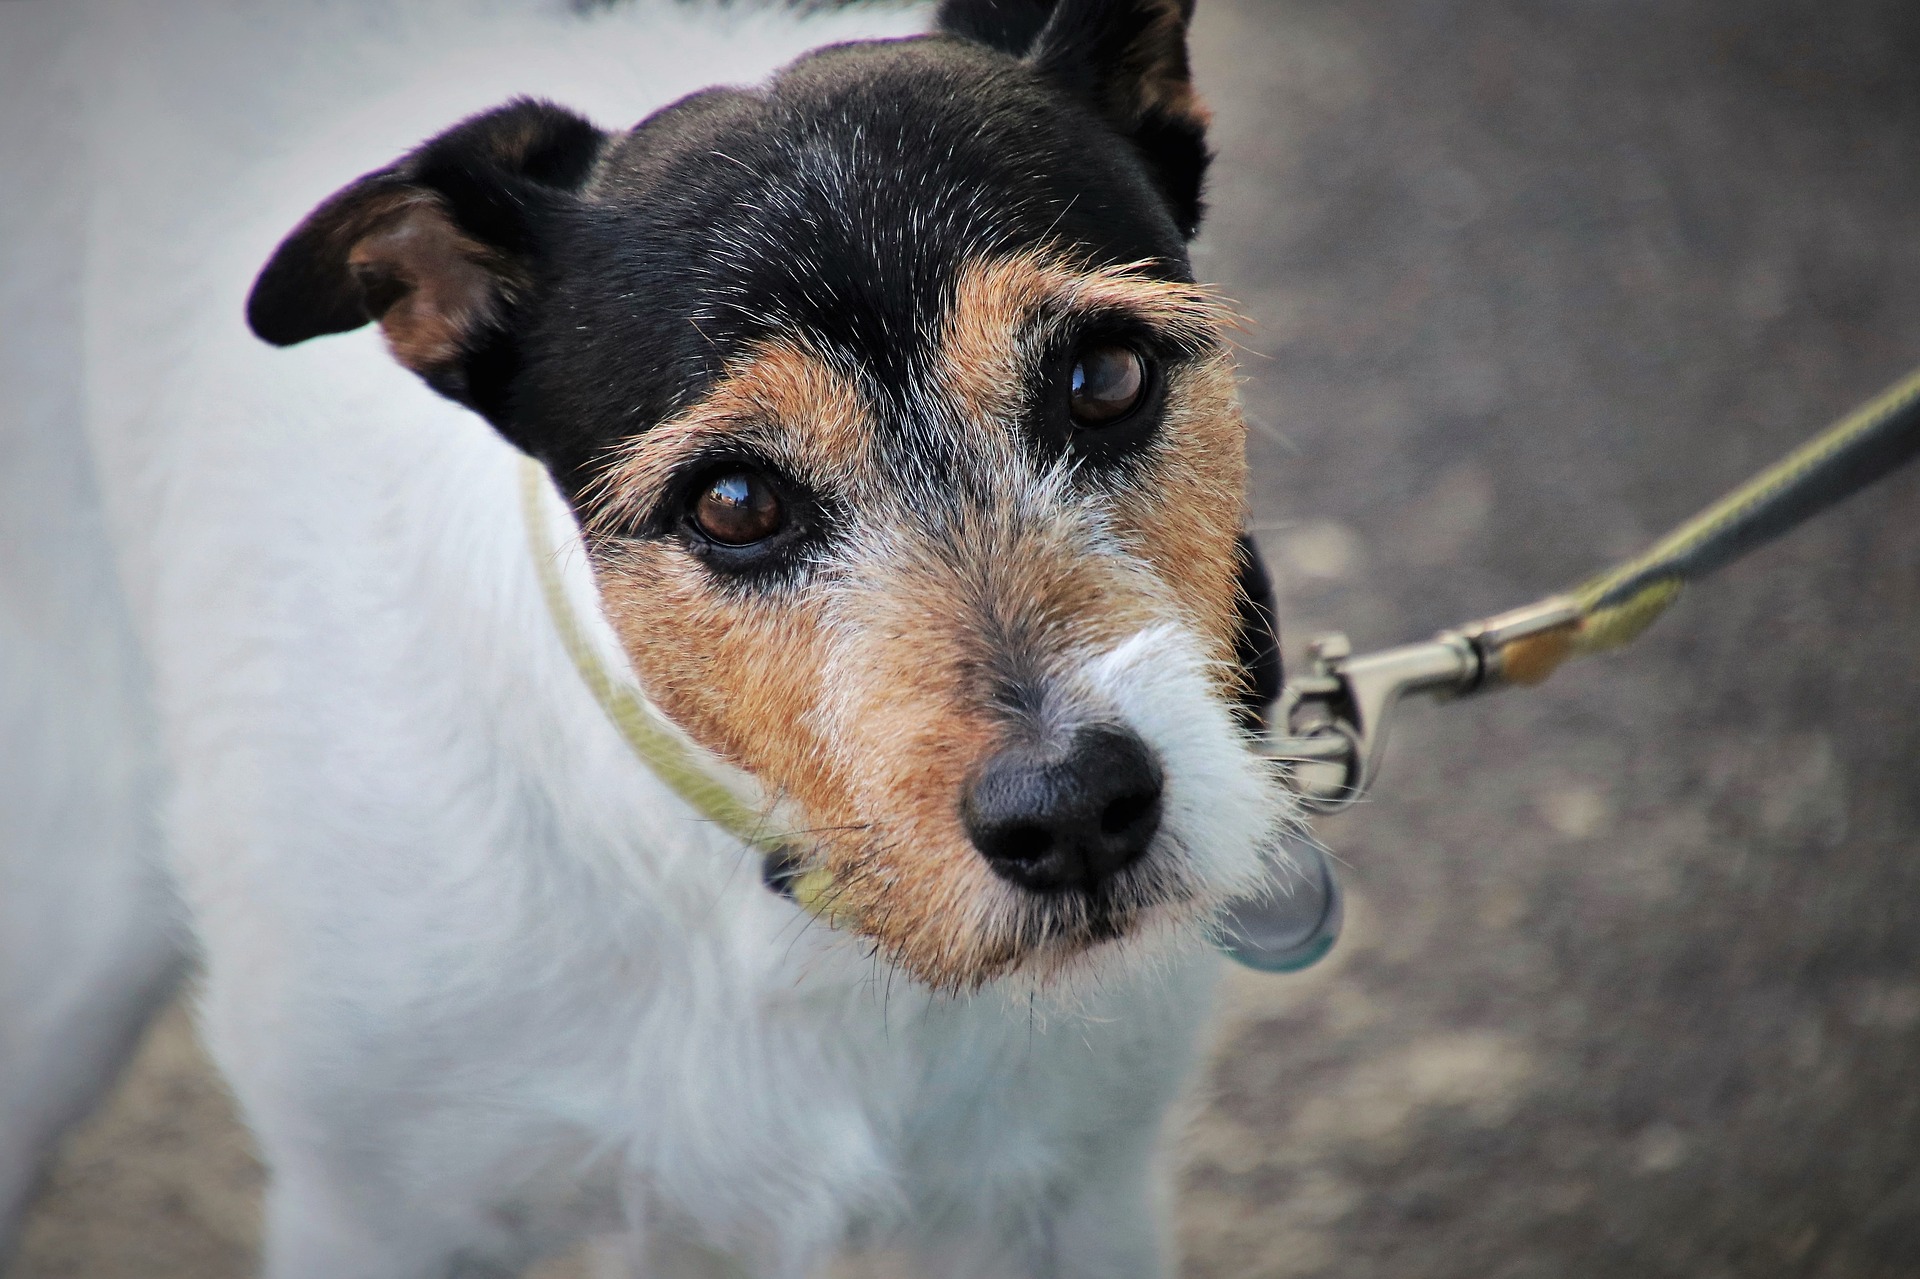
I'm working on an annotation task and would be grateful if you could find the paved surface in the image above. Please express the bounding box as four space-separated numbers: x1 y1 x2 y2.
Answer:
11 0 1920 1275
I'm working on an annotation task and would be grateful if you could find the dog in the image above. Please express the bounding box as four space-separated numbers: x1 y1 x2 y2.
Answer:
0 0 1294 1273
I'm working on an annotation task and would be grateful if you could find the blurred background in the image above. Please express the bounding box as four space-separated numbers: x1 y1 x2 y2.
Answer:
9 0 1920 1274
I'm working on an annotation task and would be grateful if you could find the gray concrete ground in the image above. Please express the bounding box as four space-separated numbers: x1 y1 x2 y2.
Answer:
10 0 1920 1274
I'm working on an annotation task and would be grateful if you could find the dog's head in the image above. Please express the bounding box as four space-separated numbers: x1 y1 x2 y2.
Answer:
249 0 1290 990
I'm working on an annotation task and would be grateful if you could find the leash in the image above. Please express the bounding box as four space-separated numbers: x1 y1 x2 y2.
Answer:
1268 361 1920 813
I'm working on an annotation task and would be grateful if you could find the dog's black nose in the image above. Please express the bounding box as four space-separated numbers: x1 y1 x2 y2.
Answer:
963 724 1164 893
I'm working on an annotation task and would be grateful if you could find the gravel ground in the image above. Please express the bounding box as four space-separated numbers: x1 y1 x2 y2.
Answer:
10 0 1920 1275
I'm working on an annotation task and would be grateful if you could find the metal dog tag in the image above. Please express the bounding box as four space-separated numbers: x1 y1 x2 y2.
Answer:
1214 837 1344 972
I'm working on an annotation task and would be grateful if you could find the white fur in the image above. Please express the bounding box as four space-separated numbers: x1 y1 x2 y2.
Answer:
1077 623 1281 903
0 3 1272 1274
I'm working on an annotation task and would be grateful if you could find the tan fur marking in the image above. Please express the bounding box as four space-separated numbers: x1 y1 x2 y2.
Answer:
586 340 871 817
1045 0 1210 132
1117 347 1248 691
936 249 1248 689
579 257 1253 991
800 490 1183 987
936 250 1234 426
1127 0 1211 126
345 197 519 375
588 340 872 533
588 341 886 967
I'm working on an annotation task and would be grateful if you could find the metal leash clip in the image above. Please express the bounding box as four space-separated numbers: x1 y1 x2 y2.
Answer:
1263 596 1584 813
1219 596 1578 971
1226 356 1920 972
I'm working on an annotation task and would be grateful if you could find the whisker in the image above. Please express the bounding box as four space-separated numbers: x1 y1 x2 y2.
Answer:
753 821 875 841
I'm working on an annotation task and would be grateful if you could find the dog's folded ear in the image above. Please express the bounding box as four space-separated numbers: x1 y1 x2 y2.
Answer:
938 0 1212 237
246 98 606 426
936 0 1057 54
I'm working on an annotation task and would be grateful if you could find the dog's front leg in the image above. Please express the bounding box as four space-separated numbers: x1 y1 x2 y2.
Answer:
1040 1141 1175 1279
259 1149 520 1279
259 1159 439 1279
921 1126 1177 1279
243 1096 578 1279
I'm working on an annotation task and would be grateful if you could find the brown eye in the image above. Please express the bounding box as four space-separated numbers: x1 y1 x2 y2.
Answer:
691 470 783 546
1069 344 1147 427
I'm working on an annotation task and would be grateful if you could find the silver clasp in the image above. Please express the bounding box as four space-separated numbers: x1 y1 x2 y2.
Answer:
1264 596 1581 813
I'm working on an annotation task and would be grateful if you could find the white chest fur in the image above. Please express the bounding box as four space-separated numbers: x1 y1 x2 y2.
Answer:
51 2 1225 1271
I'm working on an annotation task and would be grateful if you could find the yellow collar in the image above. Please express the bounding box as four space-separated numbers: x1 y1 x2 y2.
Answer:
519 457 843 918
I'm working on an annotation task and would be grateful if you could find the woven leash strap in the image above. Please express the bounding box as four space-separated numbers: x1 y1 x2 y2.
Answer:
1491 363 1920 685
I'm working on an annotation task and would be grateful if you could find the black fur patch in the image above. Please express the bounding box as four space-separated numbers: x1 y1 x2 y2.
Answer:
516 36 1195 490
944 0 1213 235
250 6 1272 752
247 99 607 432
248 34 1213 483
935 0 1055 54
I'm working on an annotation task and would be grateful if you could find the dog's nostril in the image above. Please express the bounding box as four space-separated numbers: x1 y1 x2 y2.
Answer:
991 825 1056 865
962 724 1164 895
1100 789 1157 838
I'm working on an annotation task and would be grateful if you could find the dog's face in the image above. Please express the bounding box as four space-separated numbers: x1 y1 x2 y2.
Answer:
250 0 1287 990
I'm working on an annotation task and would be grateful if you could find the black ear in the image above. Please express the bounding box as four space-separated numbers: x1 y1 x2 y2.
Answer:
246 98 606 431
939 0 1212 237
935 0 1056 54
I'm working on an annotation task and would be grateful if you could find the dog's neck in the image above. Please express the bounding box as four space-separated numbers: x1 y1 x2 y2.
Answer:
521 454 797 856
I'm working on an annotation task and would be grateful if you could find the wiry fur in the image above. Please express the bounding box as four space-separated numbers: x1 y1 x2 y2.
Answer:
1 1 1290 1275
584 251 1261 988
